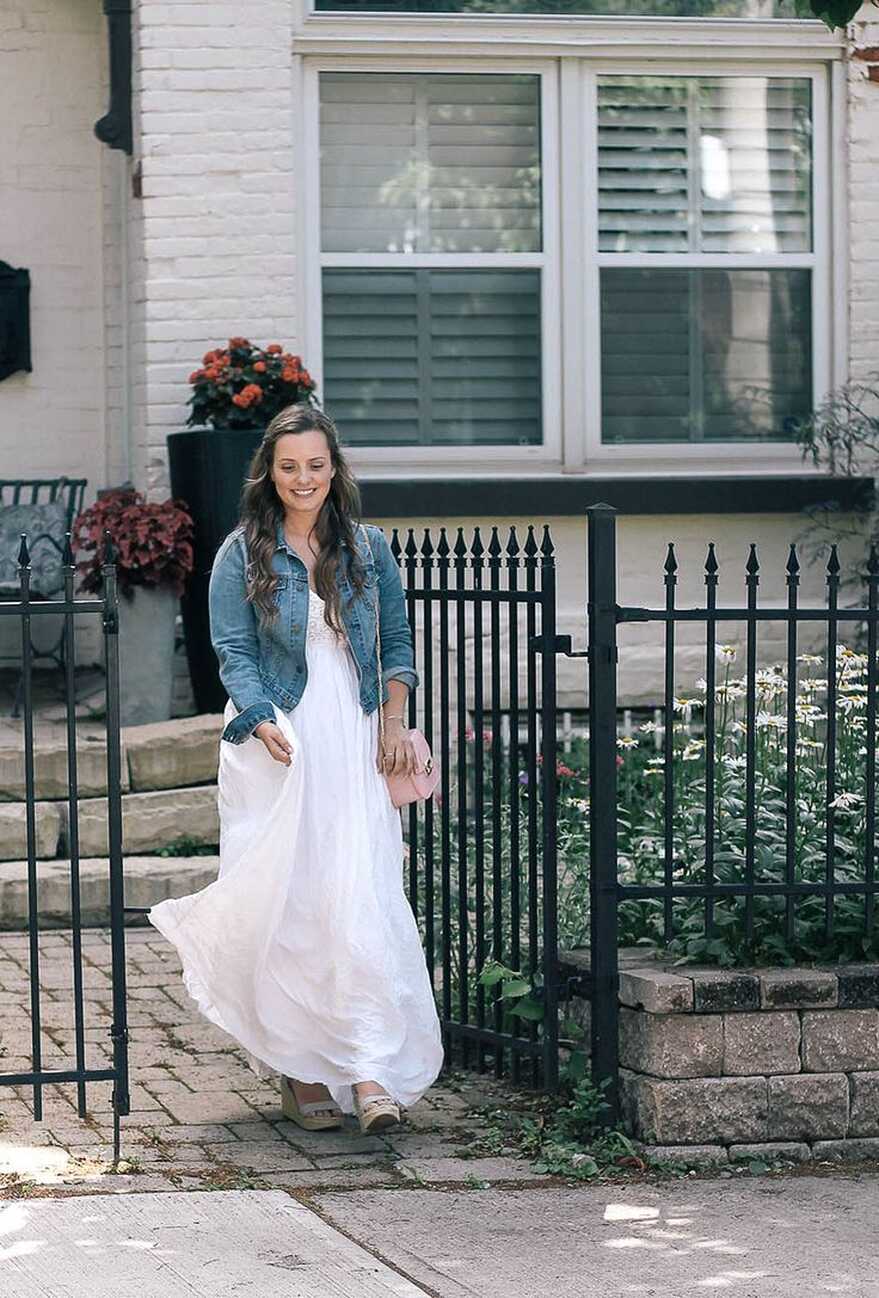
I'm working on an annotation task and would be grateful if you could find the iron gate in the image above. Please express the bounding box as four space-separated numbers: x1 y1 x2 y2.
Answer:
396 523 565 1091
0 531 130 1161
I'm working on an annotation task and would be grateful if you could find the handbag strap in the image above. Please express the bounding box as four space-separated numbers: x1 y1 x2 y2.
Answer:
360 525 386 753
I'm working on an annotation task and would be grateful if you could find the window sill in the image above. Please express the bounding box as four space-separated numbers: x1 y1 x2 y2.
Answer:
359 474 874 518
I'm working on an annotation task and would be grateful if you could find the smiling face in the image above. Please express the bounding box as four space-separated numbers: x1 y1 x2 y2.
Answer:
270 428 336 521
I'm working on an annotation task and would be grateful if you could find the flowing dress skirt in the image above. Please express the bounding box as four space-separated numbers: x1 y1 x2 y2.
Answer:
147 590 445 1115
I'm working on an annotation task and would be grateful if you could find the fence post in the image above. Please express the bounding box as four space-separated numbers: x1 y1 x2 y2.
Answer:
586 504 620 1122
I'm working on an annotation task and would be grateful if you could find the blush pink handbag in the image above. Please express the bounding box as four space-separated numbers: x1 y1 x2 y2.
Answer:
363 528 440 809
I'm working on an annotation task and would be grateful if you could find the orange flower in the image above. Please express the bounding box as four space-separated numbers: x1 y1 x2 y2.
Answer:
253 361 267 373
281 368 297 383
299 370 312 386
189 370 204 384
266 343 283 354
229 336 250 349
241 383 263 402
204 366 220 381
232 392 249 408
203 350 218 366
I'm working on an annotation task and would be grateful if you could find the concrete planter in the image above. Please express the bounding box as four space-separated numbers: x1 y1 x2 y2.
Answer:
117 585 178 725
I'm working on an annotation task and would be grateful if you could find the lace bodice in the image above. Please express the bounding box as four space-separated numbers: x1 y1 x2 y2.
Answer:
307 590 346 648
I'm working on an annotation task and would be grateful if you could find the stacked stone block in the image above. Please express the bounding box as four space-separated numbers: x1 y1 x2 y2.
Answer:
615 961 879 1164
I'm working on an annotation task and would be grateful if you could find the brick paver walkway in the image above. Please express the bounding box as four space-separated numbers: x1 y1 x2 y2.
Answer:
0 926 549 1198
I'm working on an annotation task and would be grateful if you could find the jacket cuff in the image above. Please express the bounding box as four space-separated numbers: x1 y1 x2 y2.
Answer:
221 700 276 744
382 666 419 697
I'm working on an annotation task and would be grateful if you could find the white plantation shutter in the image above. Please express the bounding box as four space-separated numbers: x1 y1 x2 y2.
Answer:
598 80 691 253
598 77 812 255
600 268 812 443
322 269 542 446
320 73 541 255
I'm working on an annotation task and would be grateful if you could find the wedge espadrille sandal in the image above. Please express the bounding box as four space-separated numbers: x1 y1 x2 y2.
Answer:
280 1075 344 1130
353 1089 401 1135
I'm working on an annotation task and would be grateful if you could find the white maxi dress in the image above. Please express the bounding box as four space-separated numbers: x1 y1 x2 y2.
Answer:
147 586 445 1116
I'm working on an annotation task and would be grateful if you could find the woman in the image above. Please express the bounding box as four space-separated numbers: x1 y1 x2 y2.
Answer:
147 404 445 1136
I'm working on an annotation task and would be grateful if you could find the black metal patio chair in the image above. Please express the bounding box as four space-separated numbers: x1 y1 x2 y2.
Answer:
0 477 88 716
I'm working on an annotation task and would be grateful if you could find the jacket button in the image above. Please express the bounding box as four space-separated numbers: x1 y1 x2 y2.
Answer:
292 623 301 632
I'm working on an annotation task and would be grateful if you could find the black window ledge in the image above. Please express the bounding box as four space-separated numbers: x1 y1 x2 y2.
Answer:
359 475 874 519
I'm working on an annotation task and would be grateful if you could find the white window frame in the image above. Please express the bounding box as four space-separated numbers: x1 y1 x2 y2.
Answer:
300 57 561 473
580 60 831 471
293 2 847 479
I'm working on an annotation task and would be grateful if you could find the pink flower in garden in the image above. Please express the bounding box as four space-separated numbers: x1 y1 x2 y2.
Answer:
482 728 493 744
616 754 624 768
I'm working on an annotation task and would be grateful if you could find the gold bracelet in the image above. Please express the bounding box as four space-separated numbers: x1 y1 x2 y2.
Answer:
384 714 406 721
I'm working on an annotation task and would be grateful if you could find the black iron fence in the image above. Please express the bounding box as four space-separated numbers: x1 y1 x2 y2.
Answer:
0 531 130 1161
585 503 879 1118
394 523 563 1091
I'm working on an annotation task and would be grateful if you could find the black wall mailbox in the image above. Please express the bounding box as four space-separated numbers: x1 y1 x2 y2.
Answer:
0 262 31 382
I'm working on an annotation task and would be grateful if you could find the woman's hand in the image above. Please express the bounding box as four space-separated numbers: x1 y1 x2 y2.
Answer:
254 720 294 766
377 718 419 777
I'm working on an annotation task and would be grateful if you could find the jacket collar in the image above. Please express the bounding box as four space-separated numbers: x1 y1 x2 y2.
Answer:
274 516 355 554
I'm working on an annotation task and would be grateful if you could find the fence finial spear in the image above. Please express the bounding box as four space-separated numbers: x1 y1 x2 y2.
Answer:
524 525 538 558
664 542 677 575
746 543 760 576
420 528 434 558
786 543 800 577
471 526 484 558
17 533 30 568
540 524 554 557
826 543 841 576
390 529 401 561
488 525 501 559
436 526 450 559
704 542 718 575
506 525 520 558
453 527 467 558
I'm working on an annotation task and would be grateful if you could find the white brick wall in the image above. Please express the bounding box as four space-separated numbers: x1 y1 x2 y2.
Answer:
0 0 108 487
848 8 879 381
129 0 299 499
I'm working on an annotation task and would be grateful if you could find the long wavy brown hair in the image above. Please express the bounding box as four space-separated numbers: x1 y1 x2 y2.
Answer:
239 404 368 632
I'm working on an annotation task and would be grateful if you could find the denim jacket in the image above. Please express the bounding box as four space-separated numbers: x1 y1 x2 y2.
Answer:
209 519 419 744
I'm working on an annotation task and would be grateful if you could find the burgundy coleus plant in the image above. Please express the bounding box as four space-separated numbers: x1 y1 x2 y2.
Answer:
72 488 194 600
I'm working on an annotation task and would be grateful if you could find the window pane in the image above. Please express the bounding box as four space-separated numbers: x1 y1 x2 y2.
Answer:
316 1 792 14
320 73 541 254
322 269 542 446
600 268 811 443
598 77 812 254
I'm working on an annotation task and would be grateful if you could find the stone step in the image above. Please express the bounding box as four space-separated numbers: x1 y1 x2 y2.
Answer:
0 713 223 800
0 726 131 802
0 784 219 861
75 785 220 858
0 854 220 928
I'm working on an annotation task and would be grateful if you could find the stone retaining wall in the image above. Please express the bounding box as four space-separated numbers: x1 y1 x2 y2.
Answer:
614 960 879 1164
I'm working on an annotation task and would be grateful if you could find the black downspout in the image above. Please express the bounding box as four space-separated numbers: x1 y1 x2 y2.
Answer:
94 0 133 154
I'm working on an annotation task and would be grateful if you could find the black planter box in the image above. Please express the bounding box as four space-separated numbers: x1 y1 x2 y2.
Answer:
168 426 265 714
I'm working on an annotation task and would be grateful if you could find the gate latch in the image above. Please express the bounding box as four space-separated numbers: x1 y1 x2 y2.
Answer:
529 633 588 658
